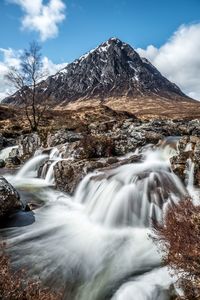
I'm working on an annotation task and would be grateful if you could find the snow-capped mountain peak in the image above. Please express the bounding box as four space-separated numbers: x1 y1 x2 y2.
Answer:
3 37 189 105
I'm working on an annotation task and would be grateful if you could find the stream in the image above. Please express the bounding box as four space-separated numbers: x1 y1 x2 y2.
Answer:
0 139 198 300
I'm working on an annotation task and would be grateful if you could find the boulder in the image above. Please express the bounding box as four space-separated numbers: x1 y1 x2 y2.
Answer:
54 159 104 194
47 130 83 147
0 134 8 150
54 154 141 194
56 135 116 160
0 159 5 168
171 136 200 186
5 147 21 168
0 134 17 151
0 176 22 217
114 137 141 155
5 156 21 168
18 133 41 159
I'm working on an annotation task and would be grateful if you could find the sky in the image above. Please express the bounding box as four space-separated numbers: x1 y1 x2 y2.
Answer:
0 0 200 100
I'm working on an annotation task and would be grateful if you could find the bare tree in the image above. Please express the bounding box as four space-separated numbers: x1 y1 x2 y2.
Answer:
5 41 49 131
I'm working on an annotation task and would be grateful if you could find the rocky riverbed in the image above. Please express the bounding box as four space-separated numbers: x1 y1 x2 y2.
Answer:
1 115 200 300
1 117 200 195
0 116 199 226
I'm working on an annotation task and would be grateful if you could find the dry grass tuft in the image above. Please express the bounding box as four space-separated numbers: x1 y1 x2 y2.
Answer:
0 242 62 300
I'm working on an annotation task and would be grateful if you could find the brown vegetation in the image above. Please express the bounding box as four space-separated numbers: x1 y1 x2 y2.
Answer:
106 96 200 119
0 103 133 139
80 134 115 158
62 96 200 120
153 198 200 300
0 242 61 300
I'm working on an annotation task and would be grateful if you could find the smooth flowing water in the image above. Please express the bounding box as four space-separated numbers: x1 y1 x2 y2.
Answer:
0 145 18 160
0 142 194 300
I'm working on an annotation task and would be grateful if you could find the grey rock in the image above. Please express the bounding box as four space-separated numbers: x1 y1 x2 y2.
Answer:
18 133 41 159
0 159 5 168
0 135 5 150
171 136 200 186
0 176 22 217
47 130 83 147
54 154 141 194
0 134 8 150
5 156 21 167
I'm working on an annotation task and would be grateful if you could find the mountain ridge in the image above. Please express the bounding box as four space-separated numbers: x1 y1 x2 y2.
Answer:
2 37 195 106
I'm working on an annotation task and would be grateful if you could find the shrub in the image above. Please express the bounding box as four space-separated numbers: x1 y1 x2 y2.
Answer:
0 242 61 300
81 135 115 158
153 197 200 300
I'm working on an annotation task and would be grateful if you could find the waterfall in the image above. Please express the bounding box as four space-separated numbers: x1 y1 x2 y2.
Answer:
0 145 18 160
73 149 186 227
43 148 62 184
49 147 60 159
16 154 48 178
185 142 192 152
3 143 190 300
5 147 63 187
185 157 200 204
185 158 195 188
45 159 61 185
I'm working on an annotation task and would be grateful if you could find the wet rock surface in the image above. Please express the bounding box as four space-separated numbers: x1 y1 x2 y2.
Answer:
0 134 16 151
5 154 21 168
18 133 41 159
2 117 200 193
0 134 7 150
54 154 141 194
171 135 200 186
2 132 42 167
0 176 22 217
0 159 5 168
20 118 200 193
47 130 84 147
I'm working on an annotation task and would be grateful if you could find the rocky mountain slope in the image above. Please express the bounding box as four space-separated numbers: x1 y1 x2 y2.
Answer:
3 37 194 106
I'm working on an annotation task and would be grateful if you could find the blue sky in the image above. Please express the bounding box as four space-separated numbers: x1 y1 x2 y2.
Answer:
0 0 199 62
0 0 200 100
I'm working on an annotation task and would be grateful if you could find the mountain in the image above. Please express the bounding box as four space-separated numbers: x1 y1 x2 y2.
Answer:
2 37 195 107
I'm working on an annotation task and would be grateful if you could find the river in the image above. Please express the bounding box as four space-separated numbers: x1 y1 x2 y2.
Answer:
0 139 198 300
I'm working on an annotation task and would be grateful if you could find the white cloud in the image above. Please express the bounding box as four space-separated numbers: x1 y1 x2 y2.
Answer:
0 47 67 101
0 48 21 68
0 48 21 100
137 23 200 100
8 0 66 41
42 56 68 75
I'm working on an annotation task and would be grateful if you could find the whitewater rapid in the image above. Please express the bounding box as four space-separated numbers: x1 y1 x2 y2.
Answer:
0 141 194 300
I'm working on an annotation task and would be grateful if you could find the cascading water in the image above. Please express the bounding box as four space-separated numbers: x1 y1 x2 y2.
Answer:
73 149 185 228
45 159 61 184
185 142 192 152
184 157 200 205
185 157 195 188
1 142 193 300
16 154 48 178
5 147 63 187
0 145 18 160
111 267 172 300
